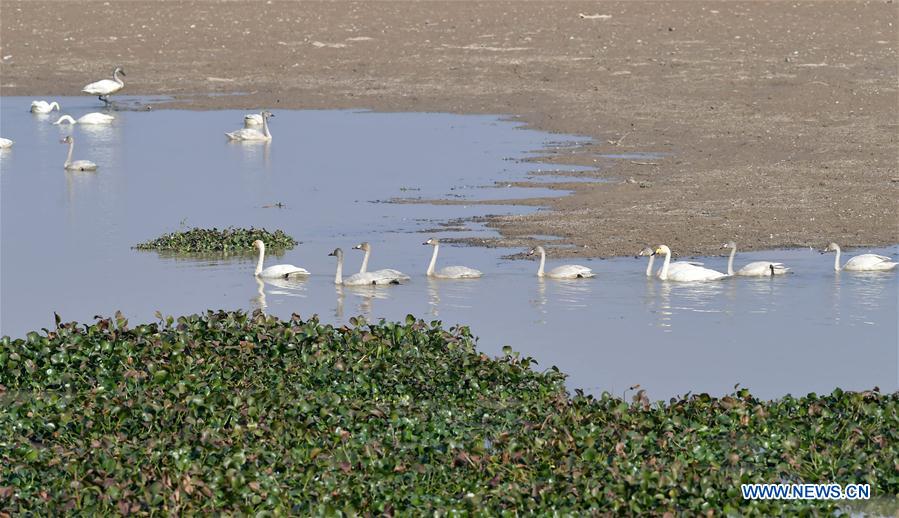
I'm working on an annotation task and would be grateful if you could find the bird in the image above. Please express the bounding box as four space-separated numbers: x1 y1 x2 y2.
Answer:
823 243 897 271
53 113 115 125
30 100 61 114
528 246 594 279
82 66 126 106
329 248 405 286
351 242 411 283
0 138 13 149
60 136 97 171
652 245 727 281
637 246 704 277
226 111 273 141
244 113 263 127
422 238 482 278
721 242 789 276
252 240 310 278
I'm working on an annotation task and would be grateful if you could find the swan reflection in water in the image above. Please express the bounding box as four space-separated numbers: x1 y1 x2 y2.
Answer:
252 276 308 312
343 284 392 317
654 280 726 331
426 277 479 317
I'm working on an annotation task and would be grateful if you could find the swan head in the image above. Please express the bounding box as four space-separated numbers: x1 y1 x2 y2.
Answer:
252 239 265 251
114 66 126 77
352 242 371 252
527 246 545 257
60 135 74 144
328 248 343 258
721 241 736 250
823 242 840 253
652 245 671 256
261 110 274 119
423 238 439 246
637 246 654 257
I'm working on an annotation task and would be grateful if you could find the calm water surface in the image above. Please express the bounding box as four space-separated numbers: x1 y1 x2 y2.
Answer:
1 96 896 399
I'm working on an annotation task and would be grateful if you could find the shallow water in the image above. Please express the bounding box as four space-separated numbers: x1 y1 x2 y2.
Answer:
2 97 896 399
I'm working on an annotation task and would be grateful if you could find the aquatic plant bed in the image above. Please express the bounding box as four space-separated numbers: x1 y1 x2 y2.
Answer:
1 312 895 514
133 227 296 253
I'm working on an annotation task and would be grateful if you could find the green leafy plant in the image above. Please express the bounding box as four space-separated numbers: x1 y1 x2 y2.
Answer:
134 227 297 253
0 311 895 514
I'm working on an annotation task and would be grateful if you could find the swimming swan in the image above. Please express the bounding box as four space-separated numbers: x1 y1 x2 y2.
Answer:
60 136 97 171
329 248 405 286
0 138 13 149
53 113 115 125
253 239 310 278
423 238 483 278
227 111 273 141
653 245 727 281
722 241 789 276
351 242 411 283
31 100 61 114
528 246 594 279
244 113 263 127
823 243 897 271
82 66 126 105
637 246 703 277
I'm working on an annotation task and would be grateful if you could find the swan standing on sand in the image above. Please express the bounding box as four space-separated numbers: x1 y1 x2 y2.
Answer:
722 242 789 276
227 111 273 141
60 136 97 171
244 113 263 127
351 242 411 283
329 248 406 286
0 138 13 149
423 238 482 278
653 245 727 281
528 246 594 279
823 243 897 271
253 240 310 278
53 113 115 125
31 100 60 114
82 66 126 105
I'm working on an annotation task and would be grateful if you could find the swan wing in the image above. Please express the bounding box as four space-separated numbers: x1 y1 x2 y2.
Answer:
226 128 268 140
259 264 310 278
68 160 98 171
436 266 483 278
736 261 789 276
369 269 410 283
844 254 898 271
548 265 594 278
0 138 13 148
244 114 263 126
667 264 727 282
82 79 122 95
79 113 115 124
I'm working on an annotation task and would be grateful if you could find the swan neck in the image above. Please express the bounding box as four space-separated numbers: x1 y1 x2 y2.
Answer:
360 248 370 274
64 141 74 167
335 254 343 284
645 254 655 276
254 244 265 275
427 244 439 276
659 249 672 280
262 115 270 138
727 246 736 276
114 69 124 85
51 102 60 111
537 249 546 277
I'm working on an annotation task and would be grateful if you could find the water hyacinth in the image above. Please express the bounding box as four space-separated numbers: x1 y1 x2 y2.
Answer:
134 227 297 253
0 311 895 514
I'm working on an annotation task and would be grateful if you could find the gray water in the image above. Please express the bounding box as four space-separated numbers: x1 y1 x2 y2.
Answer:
1 96 896 400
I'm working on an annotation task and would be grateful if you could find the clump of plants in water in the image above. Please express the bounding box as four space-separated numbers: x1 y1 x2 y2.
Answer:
134 227 297 253
1 311 896 514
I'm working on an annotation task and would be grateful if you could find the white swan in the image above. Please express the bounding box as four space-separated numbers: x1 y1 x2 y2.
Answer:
528 246 594 279
253 240 310 278
351 242 411 283
60 136 97 171
637 246 703 277
227 111 273 141
30 100 61 114
329 248 405 286
423 238 482 278
823 243 897 271
0 138 13 149
244 113 263 127
82 66 126 105
53 113 115 125
653 245 727 281
722 242 789 276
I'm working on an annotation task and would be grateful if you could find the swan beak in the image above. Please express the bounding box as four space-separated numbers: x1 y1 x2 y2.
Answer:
121 71 126 76
327 252 335 257
422 241 429 245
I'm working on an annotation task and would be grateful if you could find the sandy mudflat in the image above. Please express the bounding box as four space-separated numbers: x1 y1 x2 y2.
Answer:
2 0 896 257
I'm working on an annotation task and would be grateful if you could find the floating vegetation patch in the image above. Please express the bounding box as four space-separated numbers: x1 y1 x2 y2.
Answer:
0 311 895 514
133 227 297 253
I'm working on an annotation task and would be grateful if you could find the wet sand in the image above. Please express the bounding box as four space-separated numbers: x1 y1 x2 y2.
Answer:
2 0 896 257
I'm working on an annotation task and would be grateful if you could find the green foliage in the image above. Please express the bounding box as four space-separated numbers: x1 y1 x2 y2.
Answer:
134 227 297 253
1 311 896 515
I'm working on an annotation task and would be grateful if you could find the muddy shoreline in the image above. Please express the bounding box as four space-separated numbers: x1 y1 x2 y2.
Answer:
2 1 896 257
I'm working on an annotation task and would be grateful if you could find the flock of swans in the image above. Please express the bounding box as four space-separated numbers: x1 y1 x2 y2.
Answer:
254 237 896 287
